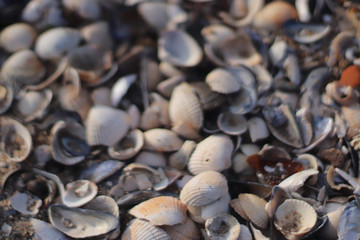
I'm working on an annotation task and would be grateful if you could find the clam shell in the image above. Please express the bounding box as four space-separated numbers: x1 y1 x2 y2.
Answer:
237 193 269 229
161 217 200 240
200 193 231 220
180 171 228 206
217 112 248 135
274 199 317 240
157 75 185 99
0 81 14 114
63 180 98 208
205 213 241 240
80 21 113 50
108 129 144 160
31 218 68 240
121 219 171 240
337 204 360 240
143 128 183 152
169 82 203 139
188 134 233 175
48 204 118 239
158 30 202 67
190 81 226 111
230 198 250 221
35 27 81 60
205 68 241 94
0 23 37 53
129 196 187 226
86 105 130 146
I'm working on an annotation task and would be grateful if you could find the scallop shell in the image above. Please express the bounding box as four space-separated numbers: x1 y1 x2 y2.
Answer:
143 128 183 152
188 134 233 175
0 81 14 114
0 23 37 53
205 68 241 94
121 219 171 240
86 105 130 147
169 82 203 139
161 217 200 240
35 27 81 60
129 196 187 226
158 30 202 67
205 213 241 240
108 129 144 160
237 194 269 229
80 21 113 50
180 171 228 206
217 112 248 135
274 199 317 240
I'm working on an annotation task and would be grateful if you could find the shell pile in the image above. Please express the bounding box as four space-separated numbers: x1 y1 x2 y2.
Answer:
1 0 360 239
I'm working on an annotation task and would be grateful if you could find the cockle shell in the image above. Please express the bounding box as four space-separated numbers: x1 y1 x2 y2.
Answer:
205 213 241 240
169 82 203 139
108 129 144 160
205 68 241 94
180 171 228 206
274 199 317 240
121 219 171 240
161 217 200 240
143 128 183 152
129 196 187 226
188 134 233 175
86 105 130 146
217 112 248 135
0 23 37 53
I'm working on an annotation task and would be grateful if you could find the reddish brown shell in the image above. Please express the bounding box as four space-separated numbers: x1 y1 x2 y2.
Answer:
340 65 360 88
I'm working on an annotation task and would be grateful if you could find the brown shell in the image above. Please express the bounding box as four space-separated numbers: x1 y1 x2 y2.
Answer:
143 128 183 152
121 219 171 240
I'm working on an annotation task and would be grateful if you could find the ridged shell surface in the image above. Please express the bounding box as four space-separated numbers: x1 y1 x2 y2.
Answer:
161 217 200 240
143 128 183 152
188 134 233 175
205 68 241 94
180 171 228 206
86 105 130 146
237 193 269 229
121 219 171 240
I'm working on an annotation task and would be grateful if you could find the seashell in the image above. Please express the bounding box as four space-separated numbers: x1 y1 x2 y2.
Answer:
0 49 45 88
201 24 234 46
327 31 355 66
232 152 255 175
253 1 298 30
220 0 264 27
274 199 317 240
86 105 130 147
108 129 143 160
340 65 360 88
31 218 68 240
50 120 89 165
14 89 52 122
159 61 183 78
239 224 252 240
158 30 203 67
140 92 170 130
200 193 231 221
91 87 112 106
230 198 250 221
79 160 125 183
135 151 167 166
62 0 101 20
129 196 187 226
0 81 14 114
0 117 32 162
325 81 359 106
85 195 119 219
80 21 113 50
121 218 171 240
157 75 185 99
35 27 81 60
188 134 233 175
205 68 241 94
247 117 269 142
251 64 273 94
250 223 269 240
111 74 137 107
0 23 37 53
116 190 161 207
326 165 353 191
283 22 331 44
318 204 346 240
62 180 98 208
265 186 291 219
278 169 318 192
48 204 118 239
217 111 247 135
337 203 360 240
180 171 228 206
190 82 226 111
161 217 200 240
127 104 141 129
169 140 197 170
143 128 183 152
205 213 241 240
10 192 42 215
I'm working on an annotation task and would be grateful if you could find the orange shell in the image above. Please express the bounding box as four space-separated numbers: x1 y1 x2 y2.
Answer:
340 65 360 88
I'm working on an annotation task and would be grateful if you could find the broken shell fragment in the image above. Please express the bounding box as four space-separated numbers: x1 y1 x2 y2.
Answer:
79 160 125 183
108 129 144 160
121 218 171 240
247 117 269 142
10 192 42 215
143 128 183 152
205 213 241 240
62 180 98 208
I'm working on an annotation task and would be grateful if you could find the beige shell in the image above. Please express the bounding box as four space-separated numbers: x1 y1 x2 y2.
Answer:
0 81 14 114
158 30 202 67
86 105 130 146
129 196 187 226
205 213 241 240
188 134 233 175
0 49 45 87
135 151 167 166
180 171 228 206
217 112 248 135
81 21 113 50
157 75 185 99
253 1 298 30
121 219 171 240
0 23 37 52
169 82 203 139
230 198 250 221
278 169 319 192
161 217 200 240
236 194 269 229
63 180 98 208
108 129 144 160
169 140 197 170
143 128 183 152
200 193 231 220
205 68 241 94
274 199 317 240
220 0 264 27
247 117 269 142
190 82 226 111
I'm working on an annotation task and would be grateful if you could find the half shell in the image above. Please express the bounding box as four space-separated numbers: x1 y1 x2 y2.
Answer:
0 23 37 53
217 112 248 135
143 128 183 152
121 219 171 240
108 129 144 160
236 193 269 229
205 213 241 240
205 68 241 94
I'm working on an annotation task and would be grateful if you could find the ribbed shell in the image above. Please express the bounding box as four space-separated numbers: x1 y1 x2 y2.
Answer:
143 128 183 152
188 134 233 175
205 68 241 94
161 217 200 240
121 219 171 240
230 199 250 221
86 105 130 146
237 194 269 229
180 171 228 206
169 82 203 139
129 196 187 226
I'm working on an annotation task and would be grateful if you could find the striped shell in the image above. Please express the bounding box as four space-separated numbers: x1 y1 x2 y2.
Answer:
121 219 171 240
161 217 200 240
180 171 228 206
86 105 130 146
169 82 203 139
205 68 241 94
129 196 187 226
143 128 183 152
188 134 233 175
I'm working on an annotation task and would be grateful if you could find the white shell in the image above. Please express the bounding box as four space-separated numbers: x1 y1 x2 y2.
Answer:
108 129 144 160
111 74 137 107
217 112 248 135
169 140 197 170
0 23 37 52
278 169 319 192
135 151 167 166
205 213 241 240
161 217 200 240
31 218 68 240
247 117 269 142
143 128 183 152
62 180 98 208
10 192 42 215
62 0 101 20
205 68 241 94
81 21 113 50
